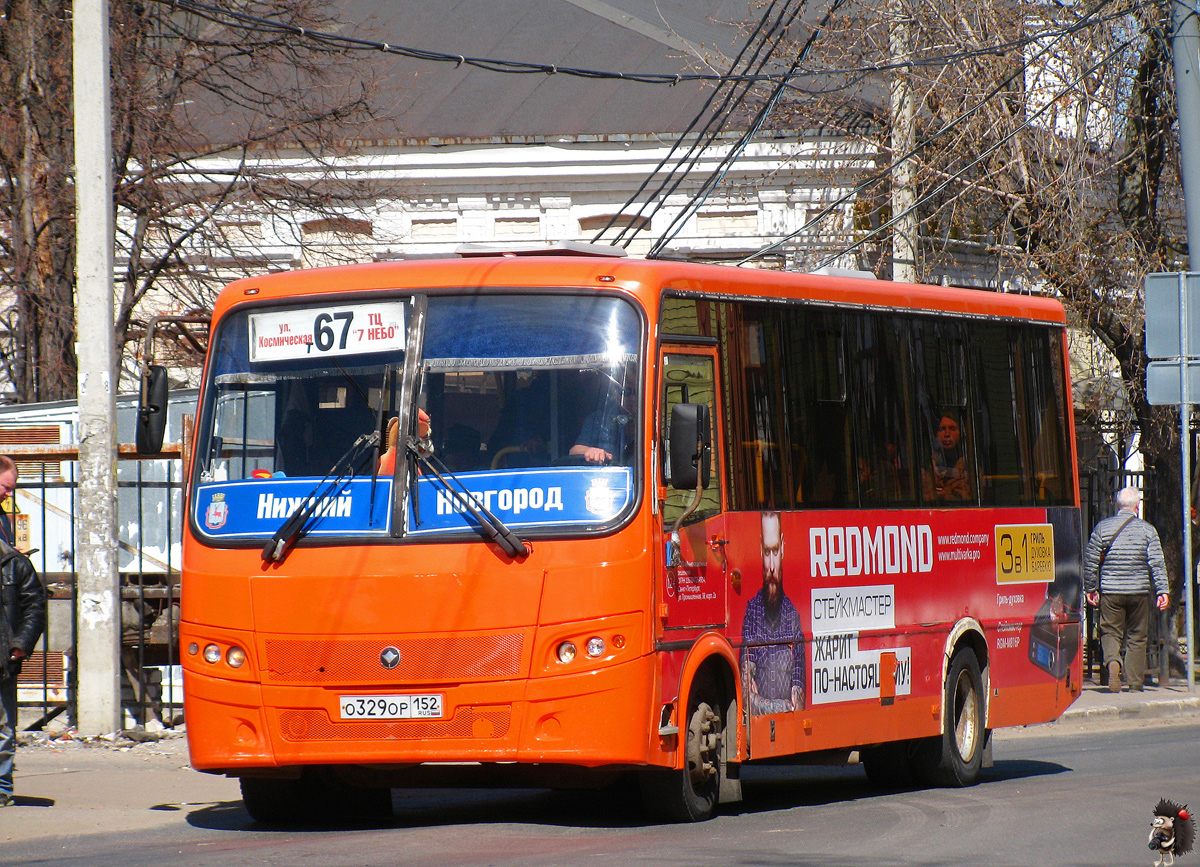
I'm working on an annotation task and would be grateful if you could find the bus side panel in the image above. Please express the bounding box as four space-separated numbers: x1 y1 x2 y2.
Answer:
715 507 1076 757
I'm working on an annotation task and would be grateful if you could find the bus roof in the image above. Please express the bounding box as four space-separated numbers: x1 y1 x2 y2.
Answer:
214 254 1067 325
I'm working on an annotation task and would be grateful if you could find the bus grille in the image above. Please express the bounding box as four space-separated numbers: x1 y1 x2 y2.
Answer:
263 633 525 683
276 706 511 741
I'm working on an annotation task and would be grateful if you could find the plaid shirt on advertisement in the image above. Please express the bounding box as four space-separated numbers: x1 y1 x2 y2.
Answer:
741 590 805 705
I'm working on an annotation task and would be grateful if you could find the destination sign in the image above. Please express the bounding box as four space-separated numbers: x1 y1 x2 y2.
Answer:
248 301 407 362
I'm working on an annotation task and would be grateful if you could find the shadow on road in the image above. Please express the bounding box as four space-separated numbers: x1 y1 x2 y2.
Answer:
10 795 54 809
182 756 1069 833
983 758 1071 782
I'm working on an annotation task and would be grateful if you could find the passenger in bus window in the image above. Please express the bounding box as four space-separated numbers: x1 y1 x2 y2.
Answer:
922 411 971 502
276 409 313 476
741 511 805 713
859 442 903 503
569 373 636 465
377 410 431 475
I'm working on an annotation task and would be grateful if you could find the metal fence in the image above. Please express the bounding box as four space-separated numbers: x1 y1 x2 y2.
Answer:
12 449 185 732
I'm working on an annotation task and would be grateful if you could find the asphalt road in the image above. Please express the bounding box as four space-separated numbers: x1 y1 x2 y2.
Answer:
3 716 1197 867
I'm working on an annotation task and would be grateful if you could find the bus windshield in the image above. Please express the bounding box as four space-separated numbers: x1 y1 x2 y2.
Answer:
191 292 643 544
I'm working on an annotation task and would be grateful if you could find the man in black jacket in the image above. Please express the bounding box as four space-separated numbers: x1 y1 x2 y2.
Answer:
0 456 46 807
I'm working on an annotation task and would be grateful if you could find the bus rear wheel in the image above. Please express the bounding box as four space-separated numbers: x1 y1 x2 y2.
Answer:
640 673 724 822
915 648 985 787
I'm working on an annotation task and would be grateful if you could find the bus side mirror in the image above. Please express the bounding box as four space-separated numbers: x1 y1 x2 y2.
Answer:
136 365 169 455
669 403 711 490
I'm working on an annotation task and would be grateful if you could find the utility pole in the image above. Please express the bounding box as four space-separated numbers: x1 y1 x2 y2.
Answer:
888 0 917 284
1173 0 1200 259
72 0 122 733
1171 0 1200 691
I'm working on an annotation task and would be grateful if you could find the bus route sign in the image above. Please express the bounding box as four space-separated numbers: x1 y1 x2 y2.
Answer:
249 301 407 362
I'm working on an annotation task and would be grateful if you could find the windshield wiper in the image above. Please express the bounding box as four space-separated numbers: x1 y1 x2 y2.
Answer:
408 440 529 560
369 364 395 515
262 431 379 564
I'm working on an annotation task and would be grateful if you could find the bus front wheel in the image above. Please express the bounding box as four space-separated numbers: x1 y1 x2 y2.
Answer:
640 672 724 822
916 648 985 787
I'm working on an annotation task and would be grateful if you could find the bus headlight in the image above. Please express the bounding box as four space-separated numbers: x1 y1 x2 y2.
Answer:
203 644 221 664
556 641 577 664
586 637 606 658
226 646 247 668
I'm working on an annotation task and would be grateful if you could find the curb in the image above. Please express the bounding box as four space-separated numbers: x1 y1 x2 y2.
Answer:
1059 696 1200 722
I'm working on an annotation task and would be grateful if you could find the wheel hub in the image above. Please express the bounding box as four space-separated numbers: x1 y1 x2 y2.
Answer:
953 670 979 761
686 701 721 787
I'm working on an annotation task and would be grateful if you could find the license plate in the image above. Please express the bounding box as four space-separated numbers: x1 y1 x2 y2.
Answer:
339 694 444 720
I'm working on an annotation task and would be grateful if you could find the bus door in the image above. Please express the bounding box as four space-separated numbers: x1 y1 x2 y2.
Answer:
658 347 727 633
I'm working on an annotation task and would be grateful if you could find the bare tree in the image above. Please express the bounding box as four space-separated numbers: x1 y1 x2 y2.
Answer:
0 0 387 401
744 0 1190 626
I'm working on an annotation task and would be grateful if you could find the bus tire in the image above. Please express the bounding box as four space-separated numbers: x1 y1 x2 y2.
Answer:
916 648 985 787
860 740 917 790
640 671 724 822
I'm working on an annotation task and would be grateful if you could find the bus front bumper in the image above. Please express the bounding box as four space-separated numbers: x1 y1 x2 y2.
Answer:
184 653 658 774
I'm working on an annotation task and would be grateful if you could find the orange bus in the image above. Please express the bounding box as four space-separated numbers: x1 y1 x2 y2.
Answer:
146 245 1082 823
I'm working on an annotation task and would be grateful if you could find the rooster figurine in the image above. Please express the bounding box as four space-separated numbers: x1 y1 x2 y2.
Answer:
1150 799 1196 867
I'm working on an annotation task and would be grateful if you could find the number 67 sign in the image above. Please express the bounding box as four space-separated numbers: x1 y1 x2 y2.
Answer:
249 301 407 362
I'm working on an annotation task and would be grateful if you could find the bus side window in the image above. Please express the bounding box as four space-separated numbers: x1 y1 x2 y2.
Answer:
715 303 791 510
848 312 917 507
1020 327 1072 505
914 319 975 506
971 323 1025 506
660 353 721 527
784 308 852 508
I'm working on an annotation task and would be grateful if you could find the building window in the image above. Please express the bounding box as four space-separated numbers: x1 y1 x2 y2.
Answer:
410 219 458 241
494 218 540 239
300 217 374 268
697 211 758 235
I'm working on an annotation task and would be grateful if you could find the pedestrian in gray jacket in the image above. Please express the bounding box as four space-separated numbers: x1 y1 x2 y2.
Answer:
1083 486 1169 693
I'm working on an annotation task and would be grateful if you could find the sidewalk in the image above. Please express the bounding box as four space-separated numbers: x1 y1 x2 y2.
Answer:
1058 674 1200 723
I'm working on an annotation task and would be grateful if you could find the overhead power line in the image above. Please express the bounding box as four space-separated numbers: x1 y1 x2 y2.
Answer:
596 0 805 247
646 0 849 258
148 0 1131 96
736 0 1126 267
805 33 1135 274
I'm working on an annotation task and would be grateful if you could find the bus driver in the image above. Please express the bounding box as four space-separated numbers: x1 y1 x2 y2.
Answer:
569 373 637 465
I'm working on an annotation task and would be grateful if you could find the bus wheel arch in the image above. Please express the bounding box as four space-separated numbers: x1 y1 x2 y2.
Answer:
917 622 989 787
643 640 741 821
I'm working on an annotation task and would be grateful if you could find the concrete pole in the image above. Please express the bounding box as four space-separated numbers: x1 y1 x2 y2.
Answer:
72 0 122 733
1173 0 1200 691
888 0 918 283
1172 1 1200 258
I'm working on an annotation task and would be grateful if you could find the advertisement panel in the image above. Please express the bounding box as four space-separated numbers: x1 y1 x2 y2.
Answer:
662 507 1081 716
